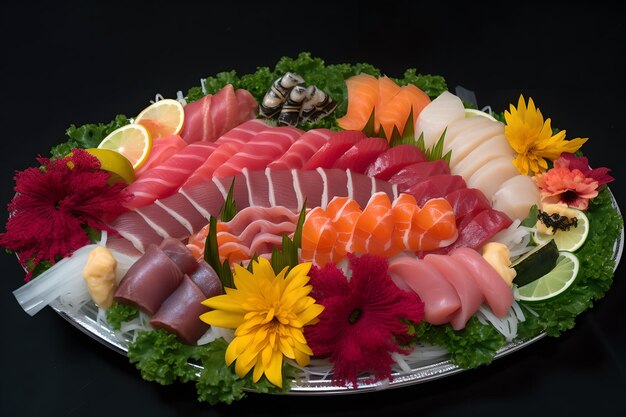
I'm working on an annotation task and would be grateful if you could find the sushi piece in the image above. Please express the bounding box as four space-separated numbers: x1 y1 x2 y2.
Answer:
259 72 305 118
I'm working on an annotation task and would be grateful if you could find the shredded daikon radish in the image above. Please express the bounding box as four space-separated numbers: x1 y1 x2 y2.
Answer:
196 326 233 346
491 219 535 257
176 90 187 106
200 78 207 95
475 303 525 341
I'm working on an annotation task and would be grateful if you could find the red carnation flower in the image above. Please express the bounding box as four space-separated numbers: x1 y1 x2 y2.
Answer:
556 152 614 186
304 253 425 388
0 149 130 280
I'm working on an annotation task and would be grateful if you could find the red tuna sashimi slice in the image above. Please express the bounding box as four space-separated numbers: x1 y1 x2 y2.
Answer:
405 174 467 206
213 119 269 145
112 168 398 253
135 134 187 177
212 126 303 178
450 247 514 317
423 253 484 330
234 88 258 123
332 137 389 173
445 188 492 221
268 128 333 170
124 142 217 209
388 160 451 191
302 130 366 169
181 84 257 143
364 144 427 180
388 255 461 325
150 275 210 344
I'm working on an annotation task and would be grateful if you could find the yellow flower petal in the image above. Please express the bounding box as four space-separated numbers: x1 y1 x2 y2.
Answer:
265 349 284 388
199 310 244 328
202 294 246 313
298 303 325 325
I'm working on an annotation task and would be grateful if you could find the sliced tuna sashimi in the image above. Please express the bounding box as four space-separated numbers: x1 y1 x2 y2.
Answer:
213 118 269 145
405 174 466 206
388 160 451 191
332 137 389 173
302 130 366 169
450 247 514 317
435 208 512 253
180 84 257 143
124 142 217 209
135 134 187 177
364 144 427 180
388 255 461 325
267 128 333 170
444 188 492 221
423 253 484 330
212 126 303 178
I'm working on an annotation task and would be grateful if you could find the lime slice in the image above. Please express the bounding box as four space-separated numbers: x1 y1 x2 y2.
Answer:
514 252 580 302
533 208 589 252
97 124 152 170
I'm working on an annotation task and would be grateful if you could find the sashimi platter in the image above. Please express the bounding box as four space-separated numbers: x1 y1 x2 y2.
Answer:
2 53 623 404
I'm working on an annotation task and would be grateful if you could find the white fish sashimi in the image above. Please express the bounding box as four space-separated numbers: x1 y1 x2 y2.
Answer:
492 175 542 221
445 119 505 167
452 134 516 180
414 91 466 150
467 156 520 201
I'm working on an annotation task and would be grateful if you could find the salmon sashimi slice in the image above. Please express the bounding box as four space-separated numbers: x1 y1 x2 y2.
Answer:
349 192 396 256
414 198 457 240
336 73 379 131
391 193 421 251
325 196 362 261
377 84 431 139
300 207 337 266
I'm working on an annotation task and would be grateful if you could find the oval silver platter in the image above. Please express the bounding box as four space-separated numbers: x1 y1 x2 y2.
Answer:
49 190 624 395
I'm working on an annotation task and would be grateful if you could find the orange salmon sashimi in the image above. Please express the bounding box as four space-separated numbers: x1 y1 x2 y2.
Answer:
336 73 379 131
391 193 422 251
414 198 458 240
377 84 431 139
349 192 398 256
187 222 230 260
300 207 337 266
376 76 402 131
325 196 362 261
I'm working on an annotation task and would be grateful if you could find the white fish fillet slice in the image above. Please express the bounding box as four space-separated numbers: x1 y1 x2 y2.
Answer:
467 156 520 201
492 175 542 221
451 134 515 180
445 120 505 167
414 91 466 150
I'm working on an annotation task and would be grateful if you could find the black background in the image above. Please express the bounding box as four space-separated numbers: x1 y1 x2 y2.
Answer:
1 2 624 416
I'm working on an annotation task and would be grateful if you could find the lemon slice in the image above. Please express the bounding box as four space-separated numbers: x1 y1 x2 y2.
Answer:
514 251 580 302
97 124 152 170
533 208 589 252
84 148 135 184
134 99 185 138
464 108 498 122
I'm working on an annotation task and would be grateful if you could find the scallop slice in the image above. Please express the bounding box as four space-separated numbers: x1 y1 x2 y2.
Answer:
492 175 541 221
445 120 505 167
451 134 516 178
414 91 466 150
466 156 519 201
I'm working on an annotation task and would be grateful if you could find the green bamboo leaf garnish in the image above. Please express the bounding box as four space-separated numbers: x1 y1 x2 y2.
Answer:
425 128 447 161
388 125 402 145
219 179 237 222
361 107 377 138
415 132 426 153
269 200 307 275
389 108 416 147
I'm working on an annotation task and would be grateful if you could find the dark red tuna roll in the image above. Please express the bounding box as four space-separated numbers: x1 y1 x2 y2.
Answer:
149 276 210 344
114 244 184 315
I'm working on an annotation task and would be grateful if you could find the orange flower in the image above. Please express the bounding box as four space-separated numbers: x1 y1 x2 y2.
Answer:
533 166 599 210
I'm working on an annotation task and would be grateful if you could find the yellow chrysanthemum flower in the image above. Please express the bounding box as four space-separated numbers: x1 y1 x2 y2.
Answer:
199 258 324 387
504 95 588 175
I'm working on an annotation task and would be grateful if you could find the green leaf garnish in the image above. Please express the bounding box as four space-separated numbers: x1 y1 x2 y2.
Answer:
361 107 377 138
220 179 237 222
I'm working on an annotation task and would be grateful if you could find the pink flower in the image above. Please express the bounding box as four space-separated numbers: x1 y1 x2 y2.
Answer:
555 153 614 186
304 253 424 388
533 164 599 210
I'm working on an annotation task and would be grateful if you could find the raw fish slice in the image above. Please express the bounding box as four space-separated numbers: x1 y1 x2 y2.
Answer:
213 119 269 145
365 145 427 180
414 91 466 150
124 142 217 209
300 207 337 266
388 160 451 191
466 156 519 201
336 73 379 131
391 193 421 251
446 122 505 168
378 84 431 139
451 134 516 180
302 130 366 169
376 76 402 131
405 174 466 206
414 198 457 241
423 254 484 330
212 126 303 178
223 206 299 235
435 208 512 253
333 137 389 173
325 196 362 260
450 247 514 317
349 192 396 256
216 234 250 264
267 128 333 170
135 134 187 177
388 255 461 325
491 175 541 221
445 188 492 221
234 88 259 124
442 116 493 146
